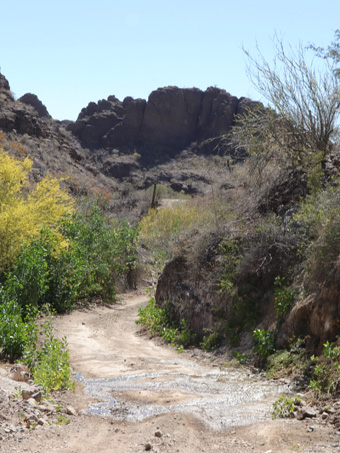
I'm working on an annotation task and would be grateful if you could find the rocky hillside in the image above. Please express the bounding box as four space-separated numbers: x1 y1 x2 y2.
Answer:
2 70 340 363
0 73 259 220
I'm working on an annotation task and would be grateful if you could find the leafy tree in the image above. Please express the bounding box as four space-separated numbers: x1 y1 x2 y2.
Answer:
231 35 340 180
0 145 73 270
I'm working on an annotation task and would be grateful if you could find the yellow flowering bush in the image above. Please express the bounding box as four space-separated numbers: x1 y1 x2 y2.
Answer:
0 147 73 270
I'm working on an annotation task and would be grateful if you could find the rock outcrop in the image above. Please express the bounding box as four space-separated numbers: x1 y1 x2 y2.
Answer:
0 73 11 92
19 93 51 118
68 86 258 155
155 254 228 339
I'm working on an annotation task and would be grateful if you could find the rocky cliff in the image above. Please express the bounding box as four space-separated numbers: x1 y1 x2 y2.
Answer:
68 86 257 159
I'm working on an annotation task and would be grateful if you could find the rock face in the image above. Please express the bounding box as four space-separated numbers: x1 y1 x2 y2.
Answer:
69 86 257 155
282 282 340 353
0 78 48 138
155 238 232 339
19 93 51 118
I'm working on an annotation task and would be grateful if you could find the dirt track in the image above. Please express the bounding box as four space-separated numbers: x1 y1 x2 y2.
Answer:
2 291 340 452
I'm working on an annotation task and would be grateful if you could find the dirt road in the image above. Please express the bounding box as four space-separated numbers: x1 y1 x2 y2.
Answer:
2 291 340 452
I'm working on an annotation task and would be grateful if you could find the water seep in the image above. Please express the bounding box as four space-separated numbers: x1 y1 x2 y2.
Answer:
74 365 289 430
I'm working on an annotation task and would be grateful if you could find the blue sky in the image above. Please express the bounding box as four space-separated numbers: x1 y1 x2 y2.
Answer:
1 0 339 120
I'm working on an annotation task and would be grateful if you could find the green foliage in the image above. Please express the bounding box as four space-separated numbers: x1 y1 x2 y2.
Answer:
274 276 296 320
233 351 249 365
136 298 196 349
4 237 50 311
218 239 242 293
272 395 301 419
61 209 139 302
295 185 340 293
23 310 74 395
309 341 340 395
200 329 223 351
178 318 196 348
2 208 139 314
0 296 37 359
253 328 275 358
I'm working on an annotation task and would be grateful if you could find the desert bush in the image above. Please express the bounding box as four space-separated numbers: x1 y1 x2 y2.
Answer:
60 208 139 300
0 295 37 360
253 328 275 358
136 298 196 349
274 276 297 321
233 35 340 177
23 310 74 395
3 208 139 313
272 395 301 419
295 185 340 292
200 329 224 351
309 341 340 395
139 201 212 263
0 146 73 270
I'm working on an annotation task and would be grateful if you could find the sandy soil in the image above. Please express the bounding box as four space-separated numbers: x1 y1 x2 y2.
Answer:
2 291 340 453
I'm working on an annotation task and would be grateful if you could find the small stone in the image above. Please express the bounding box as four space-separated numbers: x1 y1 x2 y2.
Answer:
32 391 42 403
296 406 317 420
38 401 55 413
322 412 329 420
25 415 38 428
26 398 38 407
22 389 36 400
145 442 152 451
307 426 315 432
65 406 77 416
155 430 162 438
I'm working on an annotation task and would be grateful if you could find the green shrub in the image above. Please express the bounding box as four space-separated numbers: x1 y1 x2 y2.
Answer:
23 310 74 395
4 238 49 311
274 276 296 320
309 341 340 395
5 227 83 313
218 239 243 293
233 351 249 365
179 318 196 348
3 208 139 314
0 296 37 359
200 329 223 351
272 395 301 419
136 298 196 349
253 328 275 358
60 209 139 302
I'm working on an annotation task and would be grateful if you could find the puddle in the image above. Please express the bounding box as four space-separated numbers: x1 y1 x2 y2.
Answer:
75 360 289 430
